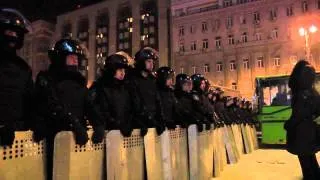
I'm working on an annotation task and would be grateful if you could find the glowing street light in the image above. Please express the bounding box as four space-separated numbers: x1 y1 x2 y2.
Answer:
299 27 305 36
298 25 318 64
309 25 318 33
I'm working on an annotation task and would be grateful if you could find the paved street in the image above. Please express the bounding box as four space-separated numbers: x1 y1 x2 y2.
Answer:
212 149 320 180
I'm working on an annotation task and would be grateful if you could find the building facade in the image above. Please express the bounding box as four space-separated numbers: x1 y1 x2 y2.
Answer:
55 0 171 85
18 20 55 79
171 0 320 99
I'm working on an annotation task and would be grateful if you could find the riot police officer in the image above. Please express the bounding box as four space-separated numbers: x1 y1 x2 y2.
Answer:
174 74 207 131
156 66 177 130
129 47 165 136
0 8 34 146
32 39 105 180
214 91 228 125
191 74 214 128
89 54 133 137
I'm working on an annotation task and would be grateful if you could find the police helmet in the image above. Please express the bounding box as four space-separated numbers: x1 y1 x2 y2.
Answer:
156 66 175 87
134 47 158 71
175 73 192 91
0 8 32 50
48 39 86 67
104 54 129 75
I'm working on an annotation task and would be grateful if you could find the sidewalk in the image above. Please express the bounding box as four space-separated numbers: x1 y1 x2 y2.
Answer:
212 149 320 180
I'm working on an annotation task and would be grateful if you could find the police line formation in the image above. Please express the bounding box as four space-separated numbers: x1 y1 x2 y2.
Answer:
0 8 259 180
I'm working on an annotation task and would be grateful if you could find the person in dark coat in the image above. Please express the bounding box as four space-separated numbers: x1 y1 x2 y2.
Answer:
89 54 134 137
156 66 177 130
191 74 214 129
32 39 105 180
0 8 34 146
128 47 165 136
174 73 208 131
284 60 320 180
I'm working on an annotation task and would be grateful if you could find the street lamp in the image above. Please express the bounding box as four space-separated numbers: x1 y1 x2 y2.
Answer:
299 25 318 64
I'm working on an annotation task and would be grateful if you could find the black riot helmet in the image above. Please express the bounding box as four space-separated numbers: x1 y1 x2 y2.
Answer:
0 8 32 51
175 73 192 92
48 39 86 70
103 54 129 77
191 74 206 92
156 66 175 88
134 47 159 72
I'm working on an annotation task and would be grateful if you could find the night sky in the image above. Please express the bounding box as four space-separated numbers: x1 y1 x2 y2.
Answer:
1 0 103 22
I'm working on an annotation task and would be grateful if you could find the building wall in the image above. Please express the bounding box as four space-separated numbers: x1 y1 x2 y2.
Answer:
18 20 55 79
171 0 320 99
55 0 171 85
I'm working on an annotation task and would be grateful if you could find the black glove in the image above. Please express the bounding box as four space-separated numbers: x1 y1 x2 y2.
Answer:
202 118 211 130
32 120 46 143
0 126 15 146
156 124 165 136
180 122 189 129
73 122 89 146
92 126 105 144
166 121 176 130
120 126 133 137
33 128 46 143
205 123 211 130
140 128 148 137
197 123 203 132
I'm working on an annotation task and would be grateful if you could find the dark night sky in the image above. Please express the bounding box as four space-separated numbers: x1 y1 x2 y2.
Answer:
1 0 103 22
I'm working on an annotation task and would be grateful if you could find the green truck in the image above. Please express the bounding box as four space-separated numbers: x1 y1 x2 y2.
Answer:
254 75 292 144
255 73 320 144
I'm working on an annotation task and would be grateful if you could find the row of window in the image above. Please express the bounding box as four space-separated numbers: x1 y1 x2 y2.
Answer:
179 30 278 52
178 0 319 36
180 57 282 75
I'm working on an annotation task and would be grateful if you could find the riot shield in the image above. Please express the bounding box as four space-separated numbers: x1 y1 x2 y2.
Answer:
222 126 237 164
106 129 144 180
144 128 165 180
231 124 244 156
245 124 255 152
212 125 221 177
217 127 227 170
240 124 251 154
188 124 213 180
0 131 46 180
251 125 259 150
226 125 240 161
169 126 189 180
53 130 105 180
